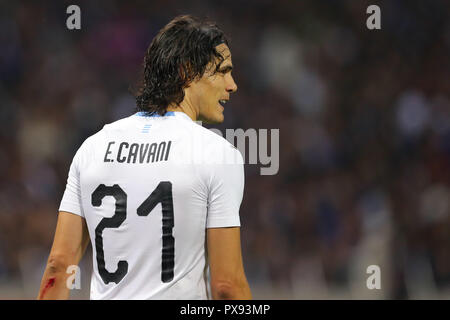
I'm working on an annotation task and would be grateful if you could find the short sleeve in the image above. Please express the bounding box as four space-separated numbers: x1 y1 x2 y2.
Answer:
59 145 85 218
206 147 244 228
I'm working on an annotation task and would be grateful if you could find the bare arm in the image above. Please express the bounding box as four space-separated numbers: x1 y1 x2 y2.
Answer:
37 211 90 300
207 227 252 300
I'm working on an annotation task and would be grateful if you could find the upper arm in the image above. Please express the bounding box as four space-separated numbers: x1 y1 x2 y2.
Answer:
207 227 246 287
206 145 244 228
52 141 89 265
47 211 90 268
59 142 86 218
205 142 249 296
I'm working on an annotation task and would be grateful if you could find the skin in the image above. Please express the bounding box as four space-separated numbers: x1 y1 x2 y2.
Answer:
37 211 89 299
37 43 250 300
167 43 238 124
207 227 252 299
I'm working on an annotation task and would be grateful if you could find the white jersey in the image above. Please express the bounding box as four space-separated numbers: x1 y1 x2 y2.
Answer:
59 111 244 300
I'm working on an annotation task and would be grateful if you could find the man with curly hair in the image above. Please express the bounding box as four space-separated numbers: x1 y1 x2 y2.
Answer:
37 15 252 300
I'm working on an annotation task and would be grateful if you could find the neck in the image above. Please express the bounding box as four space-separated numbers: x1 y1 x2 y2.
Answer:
167 101 198 121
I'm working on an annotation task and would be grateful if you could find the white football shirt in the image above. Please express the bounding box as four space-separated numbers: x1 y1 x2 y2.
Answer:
59 111 244 300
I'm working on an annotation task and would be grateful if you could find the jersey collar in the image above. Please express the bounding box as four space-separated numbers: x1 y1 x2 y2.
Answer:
135 111 193 122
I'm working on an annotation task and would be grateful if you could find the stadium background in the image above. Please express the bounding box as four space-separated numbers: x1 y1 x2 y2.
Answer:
0 0 449 299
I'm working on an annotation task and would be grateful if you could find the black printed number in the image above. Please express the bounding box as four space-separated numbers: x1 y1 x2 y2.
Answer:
91 182 174 285
136 182 175 282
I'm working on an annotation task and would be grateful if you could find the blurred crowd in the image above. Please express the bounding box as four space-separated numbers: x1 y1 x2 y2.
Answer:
0 0 449 299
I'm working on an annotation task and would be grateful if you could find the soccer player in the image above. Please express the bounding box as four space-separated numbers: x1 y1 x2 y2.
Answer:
37 15 252 300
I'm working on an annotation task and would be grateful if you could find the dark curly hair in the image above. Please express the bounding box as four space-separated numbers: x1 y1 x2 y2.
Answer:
135 15 229 115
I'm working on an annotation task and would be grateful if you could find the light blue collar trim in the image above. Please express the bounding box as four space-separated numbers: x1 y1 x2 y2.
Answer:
135 111 193 121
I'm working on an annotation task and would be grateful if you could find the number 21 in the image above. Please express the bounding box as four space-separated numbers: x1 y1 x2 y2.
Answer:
91 182 175 284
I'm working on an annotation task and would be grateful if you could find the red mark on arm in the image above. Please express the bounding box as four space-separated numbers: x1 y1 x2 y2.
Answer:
39 277 56 299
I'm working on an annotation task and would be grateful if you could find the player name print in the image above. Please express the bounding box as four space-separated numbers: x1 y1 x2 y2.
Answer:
104 140 172 164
